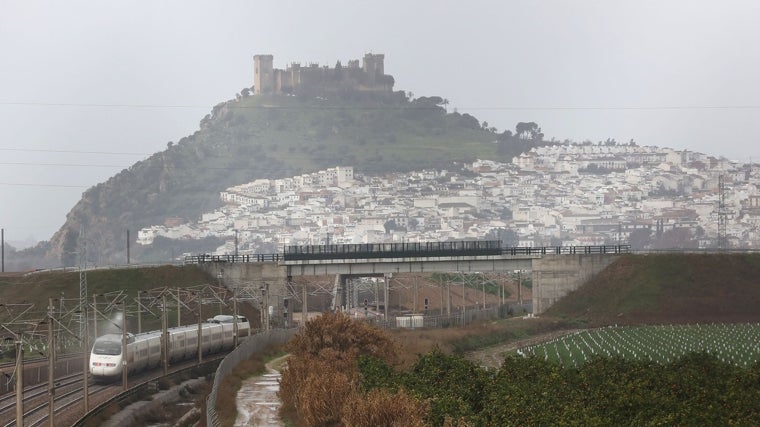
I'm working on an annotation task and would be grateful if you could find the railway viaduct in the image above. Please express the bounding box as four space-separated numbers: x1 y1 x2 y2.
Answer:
189 243 629 318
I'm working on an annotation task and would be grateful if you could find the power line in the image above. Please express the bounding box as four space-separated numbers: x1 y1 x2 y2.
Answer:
0 148 151 156
0 161 289 170
0 182 88 188
1 101 760 111
0 101 210 109
0 162 127 168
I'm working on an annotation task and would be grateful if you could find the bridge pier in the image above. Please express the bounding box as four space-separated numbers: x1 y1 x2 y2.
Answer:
532 254 618 314
198 262 290 327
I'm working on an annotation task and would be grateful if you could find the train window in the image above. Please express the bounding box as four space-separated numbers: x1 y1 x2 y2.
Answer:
93 341 121 355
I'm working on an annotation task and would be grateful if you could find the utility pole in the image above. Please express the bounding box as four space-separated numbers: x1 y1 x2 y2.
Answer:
121 302 127 391
137 293 141 334
375 279 380 314
517 271 522 305
92 295 98 339
446 281 451 315
264 283 270 330
302 281 308 327
82 298 89 412
48 298 55 427
462 280 467 325
161 294 168 375
197 294 203 365
232 288 238 347
718 175 728 250
384 274 389 320
1 228 4 273
482 279 486 310
413 275 418 313
439 278 444 315
15 334 23 427
78 226 88 353
126 229 130 264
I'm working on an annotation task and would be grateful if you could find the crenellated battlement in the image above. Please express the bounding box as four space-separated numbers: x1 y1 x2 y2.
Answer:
253 53 394 96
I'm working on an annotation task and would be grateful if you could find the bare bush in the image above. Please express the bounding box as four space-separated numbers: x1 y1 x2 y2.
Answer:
341 388 428 427
279 312 399 426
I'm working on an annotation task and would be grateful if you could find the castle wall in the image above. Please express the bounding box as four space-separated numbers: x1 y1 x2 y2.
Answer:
253 53 393 96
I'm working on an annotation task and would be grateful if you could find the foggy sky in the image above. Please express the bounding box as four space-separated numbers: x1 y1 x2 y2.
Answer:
2 0 759 244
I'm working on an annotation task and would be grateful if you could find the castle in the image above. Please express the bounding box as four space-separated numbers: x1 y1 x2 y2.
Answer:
253 53 394 96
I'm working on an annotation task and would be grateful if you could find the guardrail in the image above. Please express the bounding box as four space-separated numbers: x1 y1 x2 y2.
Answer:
183 254 282 264
501 245 631 255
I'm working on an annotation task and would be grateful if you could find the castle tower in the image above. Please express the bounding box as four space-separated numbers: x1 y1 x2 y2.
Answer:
362 53 385 84
253 54 275 95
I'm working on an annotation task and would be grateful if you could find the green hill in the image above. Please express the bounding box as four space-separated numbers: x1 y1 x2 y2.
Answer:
14 91 542 268
545 253 760 325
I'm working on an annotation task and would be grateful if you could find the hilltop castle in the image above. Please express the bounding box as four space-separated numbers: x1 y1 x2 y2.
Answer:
253 53 394 96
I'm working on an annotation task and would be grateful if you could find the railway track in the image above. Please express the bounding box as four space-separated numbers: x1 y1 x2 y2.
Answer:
0 352 227 426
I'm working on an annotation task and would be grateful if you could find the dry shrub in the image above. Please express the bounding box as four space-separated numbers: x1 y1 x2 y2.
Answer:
298 359 356 427
287 311 398 362
341 388 428 427
280 312 398 426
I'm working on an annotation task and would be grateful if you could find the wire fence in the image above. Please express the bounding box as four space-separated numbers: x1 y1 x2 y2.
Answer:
205 329 296 427
362 302 532 330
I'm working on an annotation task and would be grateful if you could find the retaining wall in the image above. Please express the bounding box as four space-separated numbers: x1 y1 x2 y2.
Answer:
532 254 619 314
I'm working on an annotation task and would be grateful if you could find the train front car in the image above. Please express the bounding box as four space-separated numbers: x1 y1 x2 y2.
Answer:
90 333 126 379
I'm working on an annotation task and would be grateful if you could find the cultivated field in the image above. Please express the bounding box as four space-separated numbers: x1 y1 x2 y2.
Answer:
519 323 760 367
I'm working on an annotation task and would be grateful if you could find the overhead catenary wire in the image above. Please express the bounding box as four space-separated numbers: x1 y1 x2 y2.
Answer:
2 100 760 111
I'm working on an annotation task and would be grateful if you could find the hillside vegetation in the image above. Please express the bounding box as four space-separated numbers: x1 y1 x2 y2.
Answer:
0 266 222 334
13 91 543 269
545 253 760 325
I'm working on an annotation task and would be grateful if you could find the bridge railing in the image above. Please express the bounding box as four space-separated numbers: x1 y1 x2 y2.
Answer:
283 240 503 261
184 244 631 264
502 245 631 256
184 253 282 264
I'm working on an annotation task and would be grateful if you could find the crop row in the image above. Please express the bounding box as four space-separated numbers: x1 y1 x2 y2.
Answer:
518 323 760 367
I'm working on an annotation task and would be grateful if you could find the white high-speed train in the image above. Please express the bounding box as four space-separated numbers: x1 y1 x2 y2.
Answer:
90 314 250 379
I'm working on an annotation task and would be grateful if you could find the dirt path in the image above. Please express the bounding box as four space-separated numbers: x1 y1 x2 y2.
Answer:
234 355 289 427
464 329 583 369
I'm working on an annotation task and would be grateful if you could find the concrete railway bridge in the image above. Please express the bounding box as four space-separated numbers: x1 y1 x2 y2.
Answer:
186 241 630 324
